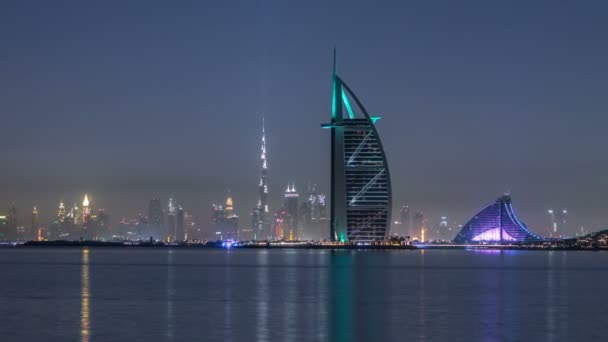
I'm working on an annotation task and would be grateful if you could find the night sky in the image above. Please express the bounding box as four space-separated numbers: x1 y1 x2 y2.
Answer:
1 1 607 235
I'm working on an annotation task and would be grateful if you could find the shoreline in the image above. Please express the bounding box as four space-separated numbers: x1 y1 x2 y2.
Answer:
0 240 605 251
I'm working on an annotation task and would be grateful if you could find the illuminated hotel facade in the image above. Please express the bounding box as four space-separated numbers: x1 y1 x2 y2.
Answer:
322 52 392 243
453 194 543 244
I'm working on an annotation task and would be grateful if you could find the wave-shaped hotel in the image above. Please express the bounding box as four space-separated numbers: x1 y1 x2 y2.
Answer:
322 52 392 243
454 194 543 244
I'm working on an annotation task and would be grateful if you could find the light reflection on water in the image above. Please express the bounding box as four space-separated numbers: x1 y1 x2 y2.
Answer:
166 249 175 342
80 248 90 342
1 249 607 341
256 250 269 341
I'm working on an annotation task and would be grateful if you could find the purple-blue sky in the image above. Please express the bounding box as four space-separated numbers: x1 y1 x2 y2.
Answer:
1 0 607 235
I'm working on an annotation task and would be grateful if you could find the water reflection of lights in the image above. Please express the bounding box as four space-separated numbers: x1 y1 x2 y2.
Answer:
470 249 502 254
256 251 269 341
166 249 175 341
80 248 90 342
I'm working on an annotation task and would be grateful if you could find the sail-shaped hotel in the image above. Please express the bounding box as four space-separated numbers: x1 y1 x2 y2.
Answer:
322 51 392 243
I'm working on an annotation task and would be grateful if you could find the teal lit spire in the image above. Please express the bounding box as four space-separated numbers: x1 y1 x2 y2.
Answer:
331 48 355 120
331 47 338 119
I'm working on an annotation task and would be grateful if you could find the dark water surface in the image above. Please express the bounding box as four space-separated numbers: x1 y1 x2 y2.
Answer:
0 248 607 341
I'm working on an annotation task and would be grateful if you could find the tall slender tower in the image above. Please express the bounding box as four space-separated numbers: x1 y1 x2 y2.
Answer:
225 193 239 240
82 194 90 224
148 197 163 240
176 205 185 241
31 206 39 239
284 184 300 240
167 198 176 242
58 201 66 223
225 192 234 218
252 118 269 239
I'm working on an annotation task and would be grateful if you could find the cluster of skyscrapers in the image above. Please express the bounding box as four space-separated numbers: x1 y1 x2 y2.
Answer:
0 54 586 245
0 203 39 241
241 119 328 241
0 195 110 241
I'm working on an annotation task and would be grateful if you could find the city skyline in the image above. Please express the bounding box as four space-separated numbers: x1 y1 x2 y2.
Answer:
2 1 608 235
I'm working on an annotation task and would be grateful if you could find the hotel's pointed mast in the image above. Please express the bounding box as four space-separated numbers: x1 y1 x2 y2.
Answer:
329 49 347 241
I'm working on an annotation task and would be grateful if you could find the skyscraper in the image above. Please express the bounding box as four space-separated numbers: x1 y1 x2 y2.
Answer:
0 215 8 240
251 118 270 240
297 183 327 240
211 204 225 240
224 194 238 240
322 51 392 243
7 203 18 240
548 209 568 238
167 197 176 242
283 183 300 240
183 211 200 241
399 204 411 237
96 209 110 239
82 194 90 224
148 197 163 240
176 205 185 241
31 206 39 240
81 194 94 239
71 203 81 225
211 195 239 241
413 212 425 242
57 201 66 223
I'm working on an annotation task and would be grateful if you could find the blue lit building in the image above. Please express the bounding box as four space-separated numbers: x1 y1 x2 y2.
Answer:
322 51 392 243
453 194 543 244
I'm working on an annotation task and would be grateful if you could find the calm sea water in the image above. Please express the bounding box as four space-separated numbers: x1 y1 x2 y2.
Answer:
0 248 607 342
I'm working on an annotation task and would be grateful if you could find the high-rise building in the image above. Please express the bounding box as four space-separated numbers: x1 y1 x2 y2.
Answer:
224 194 238 240
274 209 287 240
211 204 225 240
413 212 425 241
436 216 448 241
399 204 411 237
148 197 163 240
299 188 312 238
71 203 81 225
225 193 234 218
96 209 110 239
283 183 300 240
0 215 8 240
558 210 568 237
298 183 328 240
184 211 200 241
251 118 270 240
82 194 90 224
322 51 392 242
58 201 66 223
211 194 239 241
176 205 185 241
7 203 18 240
81 194 95 239
31 206 39 240
167 198 176 242
53 200 73 240
548 209 568 238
